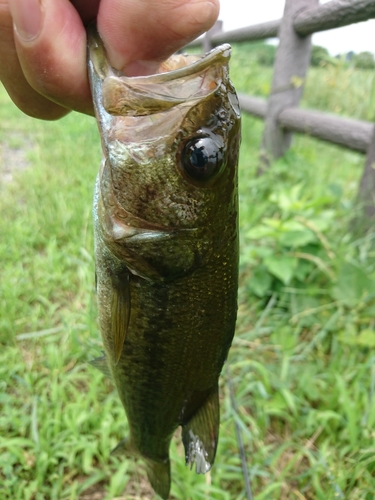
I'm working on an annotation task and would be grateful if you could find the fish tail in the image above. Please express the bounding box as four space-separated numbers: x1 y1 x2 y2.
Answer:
144 457 171 500
111 439 170 499
182 383 220 474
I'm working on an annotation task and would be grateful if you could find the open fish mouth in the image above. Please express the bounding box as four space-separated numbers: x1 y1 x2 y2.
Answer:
87 24 232 118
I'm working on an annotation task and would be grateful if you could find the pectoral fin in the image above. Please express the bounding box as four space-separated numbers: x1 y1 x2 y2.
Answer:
111 274 130 364
110 437 134 457
182 384 220 474
89 354 112 379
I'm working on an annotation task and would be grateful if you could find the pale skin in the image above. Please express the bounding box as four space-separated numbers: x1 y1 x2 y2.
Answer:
0 0 220 119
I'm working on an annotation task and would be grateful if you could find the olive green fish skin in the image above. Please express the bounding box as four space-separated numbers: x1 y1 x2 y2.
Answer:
88 25 240 499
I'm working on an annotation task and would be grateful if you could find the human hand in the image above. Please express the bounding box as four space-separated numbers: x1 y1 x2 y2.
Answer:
0 0 219 119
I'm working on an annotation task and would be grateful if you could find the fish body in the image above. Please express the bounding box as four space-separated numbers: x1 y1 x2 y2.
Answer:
87 25 241 499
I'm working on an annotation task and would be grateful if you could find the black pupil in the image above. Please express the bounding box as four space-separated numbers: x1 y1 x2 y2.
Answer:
190 147 208 169
182 137 223 181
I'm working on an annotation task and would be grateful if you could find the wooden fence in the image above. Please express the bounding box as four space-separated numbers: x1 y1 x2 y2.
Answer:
189 0 375 225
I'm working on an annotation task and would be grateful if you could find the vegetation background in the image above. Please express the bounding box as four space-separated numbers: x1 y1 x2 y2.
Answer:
1 41 375 499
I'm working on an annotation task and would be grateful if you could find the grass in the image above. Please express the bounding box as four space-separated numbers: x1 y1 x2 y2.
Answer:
1 42 375 499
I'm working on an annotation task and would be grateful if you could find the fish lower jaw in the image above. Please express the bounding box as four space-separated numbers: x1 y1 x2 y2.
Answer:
101 214 170 242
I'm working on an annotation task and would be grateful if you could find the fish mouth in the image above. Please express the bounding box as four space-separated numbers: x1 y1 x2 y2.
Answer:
97 197 210 282
87 24 231 117
103 211 199 243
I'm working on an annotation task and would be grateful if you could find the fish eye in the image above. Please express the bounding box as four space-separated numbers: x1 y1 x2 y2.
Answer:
181 137 224 182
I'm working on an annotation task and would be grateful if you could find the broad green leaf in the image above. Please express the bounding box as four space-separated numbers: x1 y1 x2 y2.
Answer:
280 220 309 231
264 255 297 284
332 262 375 305
293 259 314 281
246 224 276 239
340 329 375 348
308 212 335 231
249 265 272 297
356 329 375 348
269 184 303 211
262 218 284 229
278 229 316 247
240 244 273 265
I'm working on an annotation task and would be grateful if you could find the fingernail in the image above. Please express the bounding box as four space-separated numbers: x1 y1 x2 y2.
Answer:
9 0 42 42
123 60 162 77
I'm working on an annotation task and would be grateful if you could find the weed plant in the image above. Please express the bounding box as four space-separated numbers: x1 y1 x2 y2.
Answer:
1 42 375 499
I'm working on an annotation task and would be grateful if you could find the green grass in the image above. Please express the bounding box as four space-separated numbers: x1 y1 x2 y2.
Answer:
1 44 375 499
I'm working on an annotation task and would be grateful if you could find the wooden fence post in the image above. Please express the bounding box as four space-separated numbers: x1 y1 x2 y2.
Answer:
204 20 223 52
260 0 319 170
353 125 375 233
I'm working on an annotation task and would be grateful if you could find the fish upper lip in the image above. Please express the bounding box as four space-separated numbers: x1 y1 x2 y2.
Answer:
88 22 231 83
110 43 232 83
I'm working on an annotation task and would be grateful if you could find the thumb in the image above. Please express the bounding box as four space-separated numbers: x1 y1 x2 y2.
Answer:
97 0 220 75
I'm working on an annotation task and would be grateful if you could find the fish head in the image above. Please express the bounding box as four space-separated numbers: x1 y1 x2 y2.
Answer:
88 27 241 233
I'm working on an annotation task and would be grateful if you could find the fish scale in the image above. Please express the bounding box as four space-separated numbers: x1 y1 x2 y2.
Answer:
87 24 241 499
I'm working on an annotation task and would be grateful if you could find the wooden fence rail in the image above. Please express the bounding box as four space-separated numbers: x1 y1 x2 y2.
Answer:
189 0 375 224
238 95 374 154
189 1 375 45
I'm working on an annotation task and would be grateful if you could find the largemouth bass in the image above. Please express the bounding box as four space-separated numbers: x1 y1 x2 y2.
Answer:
87 25 241 499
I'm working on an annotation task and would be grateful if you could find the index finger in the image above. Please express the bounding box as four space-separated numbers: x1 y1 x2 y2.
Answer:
8 0 94 116
0 0 72 119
